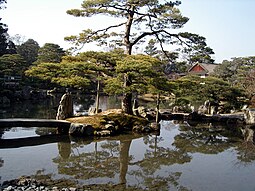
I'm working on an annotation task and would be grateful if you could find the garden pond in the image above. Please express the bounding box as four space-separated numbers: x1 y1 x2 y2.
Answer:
1 96 255 190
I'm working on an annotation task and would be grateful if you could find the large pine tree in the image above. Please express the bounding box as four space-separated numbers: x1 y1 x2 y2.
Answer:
65 0 213 114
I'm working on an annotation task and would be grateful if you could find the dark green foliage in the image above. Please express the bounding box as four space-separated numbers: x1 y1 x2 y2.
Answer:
104 54 169 95
0 19 8 56
36 43 66 64
65 0 214 113
17 39 40 65
25 51 122 90
172 75 246 112
0 54 27 76
66 0 213 60
213 56 255 98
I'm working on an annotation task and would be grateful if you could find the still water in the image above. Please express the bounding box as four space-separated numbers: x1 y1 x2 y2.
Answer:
1 96 255 190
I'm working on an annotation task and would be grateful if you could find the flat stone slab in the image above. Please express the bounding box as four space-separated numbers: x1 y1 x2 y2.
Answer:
0 118 71 128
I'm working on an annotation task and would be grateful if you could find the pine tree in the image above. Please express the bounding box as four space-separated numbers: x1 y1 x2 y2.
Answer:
65 0 213 114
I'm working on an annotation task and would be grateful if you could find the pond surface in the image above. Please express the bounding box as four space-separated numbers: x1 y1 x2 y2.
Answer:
1 120 255 191
1 97 255 190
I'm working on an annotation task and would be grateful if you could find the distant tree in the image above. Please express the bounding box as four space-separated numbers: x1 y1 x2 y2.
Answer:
0 54 27 76
17 39 40 65
182 44 215 64
0 0 6 10
0 19 8 56
213 57 255 99
9 34 27 46
213 59 238 83
172 75 246 113
6 40 16 54
65 0 214 114
36 43 66 64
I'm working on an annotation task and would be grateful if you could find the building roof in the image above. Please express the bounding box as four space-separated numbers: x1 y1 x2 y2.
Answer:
188 63 218 75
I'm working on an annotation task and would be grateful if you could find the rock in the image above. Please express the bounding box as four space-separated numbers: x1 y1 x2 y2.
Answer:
244 108 255 125
56 93 73 120
187 111 207 121
137 106 148 118
132 125 152 133
132 99 139 116
198 100 211 114
241 127 254 142
150 122 161 131
160 110 172 120
88 107 102 115
95 130 111 136
146 109 158 121
69 123 94 136
6 186 13 191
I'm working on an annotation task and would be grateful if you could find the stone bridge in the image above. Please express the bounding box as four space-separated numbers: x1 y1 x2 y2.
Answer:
0 118 71 130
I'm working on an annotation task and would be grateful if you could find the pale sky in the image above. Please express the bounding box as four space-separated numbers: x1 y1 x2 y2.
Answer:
1 0 255 63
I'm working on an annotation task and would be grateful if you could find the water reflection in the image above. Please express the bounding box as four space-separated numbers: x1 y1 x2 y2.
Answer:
2 121 255 190
0 95 121 119
173 122 240 155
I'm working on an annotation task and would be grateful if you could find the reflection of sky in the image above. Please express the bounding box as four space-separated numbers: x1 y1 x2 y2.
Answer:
1 121 255 190
170 150 255 191
0 143 59 184
2 127 39 139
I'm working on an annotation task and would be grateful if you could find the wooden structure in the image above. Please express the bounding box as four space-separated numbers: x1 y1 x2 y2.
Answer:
188 63 218 78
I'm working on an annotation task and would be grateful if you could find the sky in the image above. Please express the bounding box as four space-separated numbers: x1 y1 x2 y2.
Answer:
1 0 255 63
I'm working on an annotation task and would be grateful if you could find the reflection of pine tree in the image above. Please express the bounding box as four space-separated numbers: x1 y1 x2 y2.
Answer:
173 124 238 154
0 157 3 168
0 157 3 181
129 134 191 190
53 140 121 180
235 143 255 166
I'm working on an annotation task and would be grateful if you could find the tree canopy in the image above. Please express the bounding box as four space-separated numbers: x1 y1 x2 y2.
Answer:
16 39 40 65
66 0 213 58
35 43 66 64
213 56 255 99
0 54 27 76
172 75 246 112
0 19 9 56
65 0 214 114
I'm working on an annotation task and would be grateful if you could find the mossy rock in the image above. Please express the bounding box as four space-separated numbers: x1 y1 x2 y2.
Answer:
102 113 149 130
66 112 149 131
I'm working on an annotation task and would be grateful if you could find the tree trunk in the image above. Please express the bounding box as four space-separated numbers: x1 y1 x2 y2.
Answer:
95 78 100 114
121 5 134 115
156 93 160 124
122 74 133 114
119 140 132 184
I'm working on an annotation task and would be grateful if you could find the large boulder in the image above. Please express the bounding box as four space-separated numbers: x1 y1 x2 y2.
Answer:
56 93 73 120
244 108 255 125
241 127 254 143
69 123 94 136
88 107 102 115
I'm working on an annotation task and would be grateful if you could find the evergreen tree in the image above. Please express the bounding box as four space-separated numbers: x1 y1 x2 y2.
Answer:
36 43 66 64
17 39 40 65
0 19 8 56
0 54 27 76
66 0 214 114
